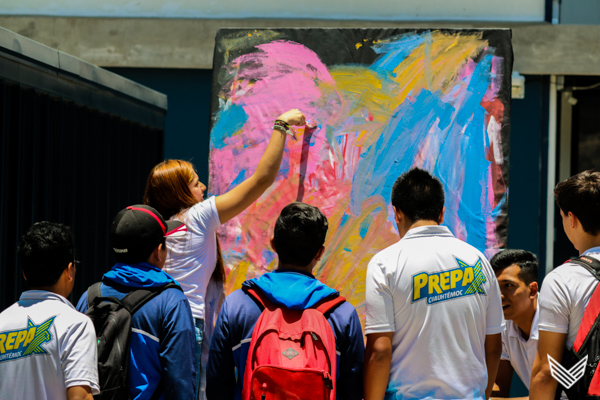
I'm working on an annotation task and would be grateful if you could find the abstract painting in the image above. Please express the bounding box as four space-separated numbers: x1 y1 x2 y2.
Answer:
208 28 512 325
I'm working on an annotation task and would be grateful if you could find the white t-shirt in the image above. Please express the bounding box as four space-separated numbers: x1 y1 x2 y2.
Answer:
166 196 221 319
0 290 99 400
538 248 600 349
365 225 505 400
501 305 539 388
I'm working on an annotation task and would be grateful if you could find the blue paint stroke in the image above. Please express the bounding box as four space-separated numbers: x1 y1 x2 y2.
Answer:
451 54 494 251
350 88 454 215
359 214 373 239
453 106 491 250
371 32 428 73
262 249 276 266
340 213 351 227
325 125 343 166
210 103 247 149
226 169 248 192
492 190 508 219
349 36 495 253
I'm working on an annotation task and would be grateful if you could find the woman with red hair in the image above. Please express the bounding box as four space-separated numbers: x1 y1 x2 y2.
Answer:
144 109 307 399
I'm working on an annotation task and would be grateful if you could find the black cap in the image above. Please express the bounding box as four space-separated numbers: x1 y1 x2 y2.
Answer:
111 205 186 263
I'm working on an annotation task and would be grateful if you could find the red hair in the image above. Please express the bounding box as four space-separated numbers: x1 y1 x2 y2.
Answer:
144 159 225 282
144 160 198 220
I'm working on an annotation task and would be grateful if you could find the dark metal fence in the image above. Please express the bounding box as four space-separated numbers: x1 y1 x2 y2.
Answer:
0 29 167 310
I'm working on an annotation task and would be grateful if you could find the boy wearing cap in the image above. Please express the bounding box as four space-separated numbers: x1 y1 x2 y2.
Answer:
76 205 196 400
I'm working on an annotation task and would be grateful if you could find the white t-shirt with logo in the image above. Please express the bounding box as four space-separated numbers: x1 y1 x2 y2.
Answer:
365 225 505 400
538 248 600 349
166 196 221 320
501 305 539 389
0 290 99 400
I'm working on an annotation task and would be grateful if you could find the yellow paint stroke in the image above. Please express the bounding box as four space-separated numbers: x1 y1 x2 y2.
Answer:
391 31 487 102
356 129 369 143
314 195 397 316
329 66 400 148
225 260 250 294
356 43 363 50
424 33 433 91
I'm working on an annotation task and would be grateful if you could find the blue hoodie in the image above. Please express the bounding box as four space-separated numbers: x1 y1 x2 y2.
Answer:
206 269 364 400
76 263 196 400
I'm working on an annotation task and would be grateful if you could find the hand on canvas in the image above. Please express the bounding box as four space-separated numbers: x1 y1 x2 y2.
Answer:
277 109 310 127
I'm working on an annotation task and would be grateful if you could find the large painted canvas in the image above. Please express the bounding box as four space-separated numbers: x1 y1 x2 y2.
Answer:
208 28 512 325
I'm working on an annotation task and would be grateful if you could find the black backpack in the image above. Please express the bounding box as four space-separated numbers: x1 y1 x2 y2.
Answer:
556 256 600 400
85 282 182 400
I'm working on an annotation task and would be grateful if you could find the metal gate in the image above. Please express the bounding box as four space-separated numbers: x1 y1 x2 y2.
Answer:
0 27 167 309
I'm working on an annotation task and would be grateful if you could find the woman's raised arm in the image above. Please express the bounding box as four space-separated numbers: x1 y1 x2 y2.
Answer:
215 109 307 224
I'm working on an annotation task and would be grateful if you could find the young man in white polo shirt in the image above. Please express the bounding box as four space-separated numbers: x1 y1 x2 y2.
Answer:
0 222 99 400
531 171 600 399
490 249 539 398
364 167 505 400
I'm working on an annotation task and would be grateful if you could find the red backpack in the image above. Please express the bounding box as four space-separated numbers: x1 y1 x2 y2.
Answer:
556 256 600 399
242 287 345 400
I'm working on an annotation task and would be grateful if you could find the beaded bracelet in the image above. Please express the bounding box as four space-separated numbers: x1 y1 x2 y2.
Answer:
274 119 297 140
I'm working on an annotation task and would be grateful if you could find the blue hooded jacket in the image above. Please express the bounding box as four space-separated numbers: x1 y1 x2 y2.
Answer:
76 262 196 400
206 269 364 400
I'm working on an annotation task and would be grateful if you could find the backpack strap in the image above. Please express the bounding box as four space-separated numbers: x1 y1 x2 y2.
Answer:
120 282 182 315
245 286 346 314
244 287 274 310
571 257 600 353
574 283 600 353
149 378 164 400
566 256 600 281
569 257 600 396
314 295 346 314
86 282 103 310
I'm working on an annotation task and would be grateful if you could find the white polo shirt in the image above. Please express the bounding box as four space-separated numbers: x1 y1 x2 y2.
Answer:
538 248 600 349
0 290 99 400
365 225 505 400
501 306 539 388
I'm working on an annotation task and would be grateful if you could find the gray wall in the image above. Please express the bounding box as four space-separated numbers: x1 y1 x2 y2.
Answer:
561 0 600 24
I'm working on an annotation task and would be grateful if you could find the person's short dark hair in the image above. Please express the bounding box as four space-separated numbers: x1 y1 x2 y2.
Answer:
554 170 600 235
272 202 328 267
490 249 538 285
391 168 445 222
18 222 75 288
